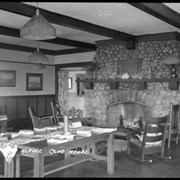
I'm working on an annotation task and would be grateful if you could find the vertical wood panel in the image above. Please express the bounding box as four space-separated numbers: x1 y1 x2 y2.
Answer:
17 97 27 119
28 97 38 115
0 95 55 128
44 95 47 114
0 97 5 113
46 95 55 115
37 96 46 116
6 98 17 120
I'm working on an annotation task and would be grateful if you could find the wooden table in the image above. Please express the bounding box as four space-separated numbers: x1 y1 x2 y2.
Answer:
12 130 116 177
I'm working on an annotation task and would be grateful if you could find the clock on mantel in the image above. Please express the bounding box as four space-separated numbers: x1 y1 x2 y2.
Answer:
76 78 180 90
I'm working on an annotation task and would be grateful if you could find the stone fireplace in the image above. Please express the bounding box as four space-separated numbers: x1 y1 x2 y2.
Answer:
83 35 180 127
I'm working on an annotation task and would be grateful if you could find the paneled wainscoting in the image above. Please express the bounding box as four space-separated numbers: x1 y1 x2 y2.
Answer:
0 94 55 131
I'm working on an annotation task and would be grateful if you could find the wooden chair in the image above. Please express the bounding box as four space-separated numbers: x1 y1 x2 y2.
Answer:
51 101 63 125
115 101 151 153
127 115 171 163
168 103 180 149
28 107 54 129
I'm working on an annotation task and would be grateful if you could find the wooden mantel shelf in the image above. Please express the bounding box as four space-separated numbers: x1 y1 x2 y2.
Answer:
76 78 180 90
77 78 180 83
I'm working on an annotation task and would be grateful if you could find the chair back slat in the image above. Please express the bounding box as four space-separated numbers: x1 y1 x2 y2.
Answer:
145 134 163 142
147 126 160 133
143 115 168 143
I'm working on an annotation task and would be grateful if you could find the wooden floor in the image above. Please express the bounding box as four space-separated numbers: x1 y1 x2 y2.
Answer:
46 141 180 178
0 141 180 177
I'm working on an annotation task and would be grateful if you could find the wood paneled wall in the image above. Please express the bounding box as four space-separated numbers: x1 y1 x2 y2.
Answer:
0 94 55 130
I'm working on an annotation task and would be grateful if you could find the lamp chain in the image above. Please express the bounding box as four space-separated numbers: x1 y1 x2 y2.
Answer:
36 2 39 15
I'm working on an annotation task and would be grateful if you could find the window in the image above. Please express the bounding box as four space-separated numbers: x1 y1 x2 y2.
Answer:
68 77 72 89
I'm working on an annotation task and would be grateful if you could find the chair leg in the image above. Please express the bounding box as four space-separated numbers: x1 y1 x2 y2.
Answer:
141 151 145 162
168 132 171 149
175 134 179 144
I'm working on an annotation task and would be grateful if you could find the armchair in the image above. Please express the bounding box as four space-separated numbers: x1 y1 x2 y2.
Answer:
127 115 171 162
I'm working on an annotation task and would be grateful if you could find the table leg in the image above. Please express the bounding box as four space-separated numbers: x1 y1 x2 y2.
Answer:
91 142 97 155
65 148 70 158
4 158 8 177
34 153 44 177
4 158 14 177
107 133 114 174
15 152 20 177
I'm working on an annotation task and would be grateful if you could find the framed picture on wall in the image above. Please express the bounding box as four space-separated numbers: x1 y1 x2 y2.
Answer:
26 73 43 91
0 70 16 87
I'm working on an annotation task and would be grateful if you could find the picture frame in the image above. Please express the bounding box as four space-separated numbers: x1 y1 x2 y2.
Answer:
26 73 43 91
0 70 16 87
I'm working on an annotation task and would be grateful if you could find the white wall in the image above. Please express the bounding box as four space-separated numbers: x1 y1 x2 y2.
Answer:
0 49 54 64
54 51 95 64
0 49 94 97
0 49 55 96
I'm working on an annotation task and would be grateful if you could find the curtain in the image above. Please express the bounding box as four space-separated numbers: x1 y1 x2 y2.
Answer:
57 70 69 116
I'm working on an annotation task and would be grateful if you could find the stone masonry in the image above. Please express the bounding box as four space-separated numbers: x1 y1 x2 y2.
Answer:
84 39 180 127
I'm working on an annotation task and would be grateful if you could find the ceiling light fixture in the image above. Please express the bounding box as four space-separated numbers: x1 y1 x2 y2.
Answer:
29 41 49 70
29 48 49 63
20 3 56 40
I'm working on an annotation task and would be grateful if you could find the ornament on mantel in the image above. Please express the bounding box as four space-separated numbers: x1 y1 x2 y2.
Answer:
170 66 178 78
122 72 130 79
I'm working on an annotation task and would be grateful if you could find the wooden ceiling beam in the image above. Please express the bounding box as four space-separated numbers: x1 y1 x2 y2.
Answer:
54 48 95 55
0 42 55 55
0 26 96 50
0 42 95 55
130 3 180 29
0 2 134 41
55 61 92 69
